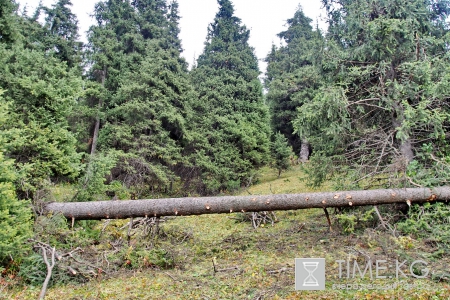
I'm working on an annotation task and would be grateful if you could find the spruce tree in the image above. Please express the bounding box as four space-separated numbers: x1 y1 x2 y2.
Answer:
85 0 193 194
265 7 324 155
41 0 83 69
0 92 32 265
271 132 293 178
0 0 19 44
0 3 82 197
189 0 270 194
167 0 182 52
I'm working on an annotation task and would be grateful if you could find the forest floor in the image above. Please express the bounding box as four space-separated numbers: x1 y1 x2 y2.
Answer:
3 165 450 299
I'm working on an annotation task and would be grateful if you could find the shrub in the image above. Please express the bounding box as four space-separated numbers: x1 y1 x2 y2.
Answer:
398 202 450 255
271 132 293 178
0 97 32 265
335 207 375 234
73 151 118 202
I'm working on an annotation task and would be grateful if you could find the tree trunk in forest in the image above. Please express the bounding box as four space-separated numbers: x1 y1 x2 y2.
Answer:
44 187 450 220
391 91 414 164
299 138 310 162
90 67 106 156
90 116 100 156
399 138 414 163
385 62 414 164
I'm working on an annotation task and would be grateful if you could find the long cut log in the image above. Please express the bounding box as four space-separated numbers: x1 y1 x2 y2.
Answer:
44 187 450 220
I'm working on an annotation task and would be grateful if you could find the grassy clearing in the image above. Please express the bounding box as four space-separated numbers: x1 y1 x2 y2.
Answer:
241 164 333 195
2 165 450 299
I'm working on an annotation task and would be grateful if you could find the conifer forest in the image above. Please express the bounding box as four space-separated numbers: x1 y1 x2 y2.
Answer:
1 0 450 298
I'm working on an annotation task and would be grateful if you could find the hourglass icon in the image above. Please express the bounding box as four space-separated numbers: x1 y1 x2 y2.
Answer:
302 261 319 286
295 258 325 290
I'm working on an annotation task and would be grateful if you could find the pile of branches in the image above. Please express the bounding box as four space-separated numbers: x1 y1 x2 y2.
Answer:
239 211 278 229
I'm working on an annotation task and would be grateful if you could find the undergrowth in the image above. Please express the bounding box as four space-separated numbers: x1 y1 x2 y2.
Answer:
398 202 450 257
2 165 450 299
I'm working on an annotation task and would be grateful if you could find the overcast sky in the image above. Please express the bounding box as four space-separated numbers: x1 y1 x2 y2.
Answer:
16 0 327 73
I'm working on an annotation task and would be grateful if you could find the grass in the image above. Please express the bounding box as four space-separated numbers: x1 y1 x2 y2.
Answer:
241 165 333 195
2 165 450 299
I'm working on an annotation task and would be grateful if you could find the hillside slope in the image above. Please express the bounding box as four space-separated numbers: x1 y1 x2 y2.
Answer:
4 166 450 299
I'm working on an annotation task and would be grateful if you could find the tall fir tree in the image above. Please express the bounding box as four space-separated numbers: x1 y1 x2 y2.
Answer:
83 0 193 196
189 0 270 194
166 0 182 52
41 0 83 70
0 1 82 198
265 7 325 157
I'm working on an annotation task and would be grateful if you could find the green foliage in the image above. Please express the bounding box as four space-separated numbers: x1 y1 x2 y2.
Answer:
335 207 375 234
86 0 193 192
189 0 270 194
167 0 182 52
406 143 450 187
41 0 83 70
17 253 47 286
18 250 81 286
0 95 32 265
271 132 293 177
121 248 175 269
300 152 342 188
0 0 19 44
72 220 102 246
0 44 82 197
265 7 325 153
293 87 350 154
292 0 450 189
398 202 450 255
74 151 118 202
0 158 32 263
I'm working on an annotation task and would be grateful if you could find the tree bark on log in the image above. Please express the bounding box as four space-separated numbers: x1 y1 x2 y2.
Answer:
44 187 450 220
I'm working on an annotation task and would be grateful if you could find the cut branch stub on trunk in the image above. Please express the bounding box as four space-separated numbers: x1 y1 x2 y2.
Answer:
43 187 450 220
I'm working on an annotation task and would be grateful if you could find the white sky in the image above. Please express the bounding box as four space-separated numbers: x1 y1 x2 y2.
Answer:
16 0 327 73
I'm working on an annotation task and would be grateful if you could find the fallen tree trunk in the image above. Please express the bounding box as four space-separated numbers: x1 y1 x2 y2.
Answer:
44 187 450 220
